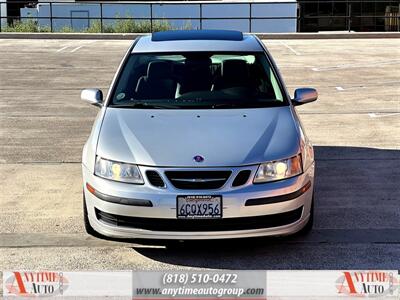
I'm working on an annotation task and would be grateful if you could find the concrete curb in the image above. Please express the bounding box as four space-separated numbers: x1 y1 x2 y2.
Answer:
256 32 400 39
0 32 399 40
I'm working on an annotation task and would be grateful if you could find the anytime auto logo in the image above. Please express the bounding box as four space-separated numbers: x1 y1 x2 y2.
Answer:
336 271 399 297
4 271 69 297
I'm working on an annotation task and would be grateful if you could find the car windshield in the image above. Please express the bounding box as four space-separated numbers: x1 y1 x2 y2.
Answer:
110 52 287 109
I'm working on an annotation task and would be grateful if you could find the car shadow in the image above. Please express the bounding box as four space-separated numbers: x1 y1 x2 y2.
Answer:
127 146 399 269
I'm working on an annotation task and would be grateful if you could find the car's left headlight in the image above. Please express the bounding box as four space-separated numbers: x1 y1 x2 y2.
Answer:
94 157 144 184
254 154 303 183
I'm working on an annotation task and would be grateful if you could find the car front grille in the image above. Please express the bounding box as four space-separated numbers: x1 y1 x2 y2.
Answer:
165 170 231 190
146 170 165 188
232 170 251 187
95 206 303 232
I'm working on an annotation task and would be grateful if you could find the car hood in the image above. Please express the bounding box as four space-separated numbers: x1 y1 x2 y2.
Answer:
96 107 300 167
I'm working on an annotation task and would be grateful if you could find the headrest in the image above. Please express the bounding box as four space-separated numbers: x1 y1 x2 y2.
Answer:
147 61 173 79
184 58 212 78
185 57 212 68
222 59 249 78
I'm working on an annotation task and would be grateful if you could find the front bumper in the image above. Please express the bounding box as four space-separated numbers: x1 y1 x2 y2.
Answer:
82 163 315 240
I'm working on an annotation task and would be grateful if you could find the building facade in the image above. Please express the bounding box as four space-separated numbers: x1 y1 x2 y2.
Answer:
2 0 400 32
298 0 399 32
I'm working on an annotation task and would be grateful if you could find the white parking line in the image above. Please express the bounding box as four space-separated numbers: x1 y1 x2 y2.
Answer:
56 41 96 53
312 59 400 72
70 45 84 53
279 41 301 56
368 112 400 118
335 85 367 91
56 46 70 52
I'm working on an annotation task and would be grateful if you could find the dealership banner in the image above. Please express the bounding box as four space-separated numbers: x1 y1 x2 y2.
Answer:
2 270 399 298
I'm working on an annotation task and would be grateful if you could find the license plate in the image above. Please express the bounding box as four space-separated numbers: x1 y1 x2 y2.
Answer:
177 195 222 219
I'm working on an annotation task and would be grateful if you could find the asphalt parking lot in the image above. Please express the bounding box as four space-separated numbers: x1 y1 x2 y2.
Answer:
0 38 399 271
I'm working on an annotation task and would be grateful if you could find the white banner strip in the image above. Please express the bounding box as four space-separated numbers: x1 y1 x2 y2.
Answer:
2 270 399 298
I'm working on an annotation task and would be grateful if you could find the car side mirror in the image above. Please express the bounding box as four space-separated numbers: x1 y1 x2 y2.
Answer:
292 88 318 106
81 89 103 107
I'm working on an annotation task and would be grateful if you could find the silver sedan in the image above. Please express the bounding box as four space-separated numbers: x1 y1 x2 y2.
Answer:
81 30 317 240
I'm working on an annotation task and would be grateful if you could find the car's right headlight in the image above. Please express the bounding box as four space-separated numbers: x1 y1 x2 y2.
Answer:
94 157 144 184
253 154 303 183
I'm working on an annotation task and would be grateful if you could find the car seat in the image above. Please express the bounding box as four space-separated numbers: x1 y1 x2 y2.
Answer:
135 61 177 100
176 57 213 96
213 59 250 90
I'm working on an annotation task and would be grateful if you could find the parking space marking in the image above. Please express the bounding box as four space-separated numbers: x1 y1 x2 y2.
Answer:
56 41 96 53
312 59 400 71
335 85 367 91
368 112 400 118
56 45 70 52
279 41 301 56
334 81 400 91
70 45 84 53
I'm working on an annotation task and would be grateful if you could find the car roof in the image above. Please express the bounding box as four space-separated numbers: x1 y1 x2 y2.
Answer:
132 30 264 53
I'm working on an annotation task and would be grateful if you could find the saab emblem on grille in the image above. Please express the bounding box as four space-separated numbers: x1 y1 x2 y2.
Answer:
193 155 204 163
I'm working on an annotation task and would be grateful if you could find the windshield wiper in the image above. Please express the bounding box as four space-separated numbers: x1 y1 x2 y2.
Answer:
210 103 259 109
210 101 283 109
110 102 179 109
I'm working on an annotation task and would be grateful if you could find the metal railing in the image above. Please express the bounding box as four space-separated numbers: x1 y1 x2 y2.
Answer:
0 0 399 33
